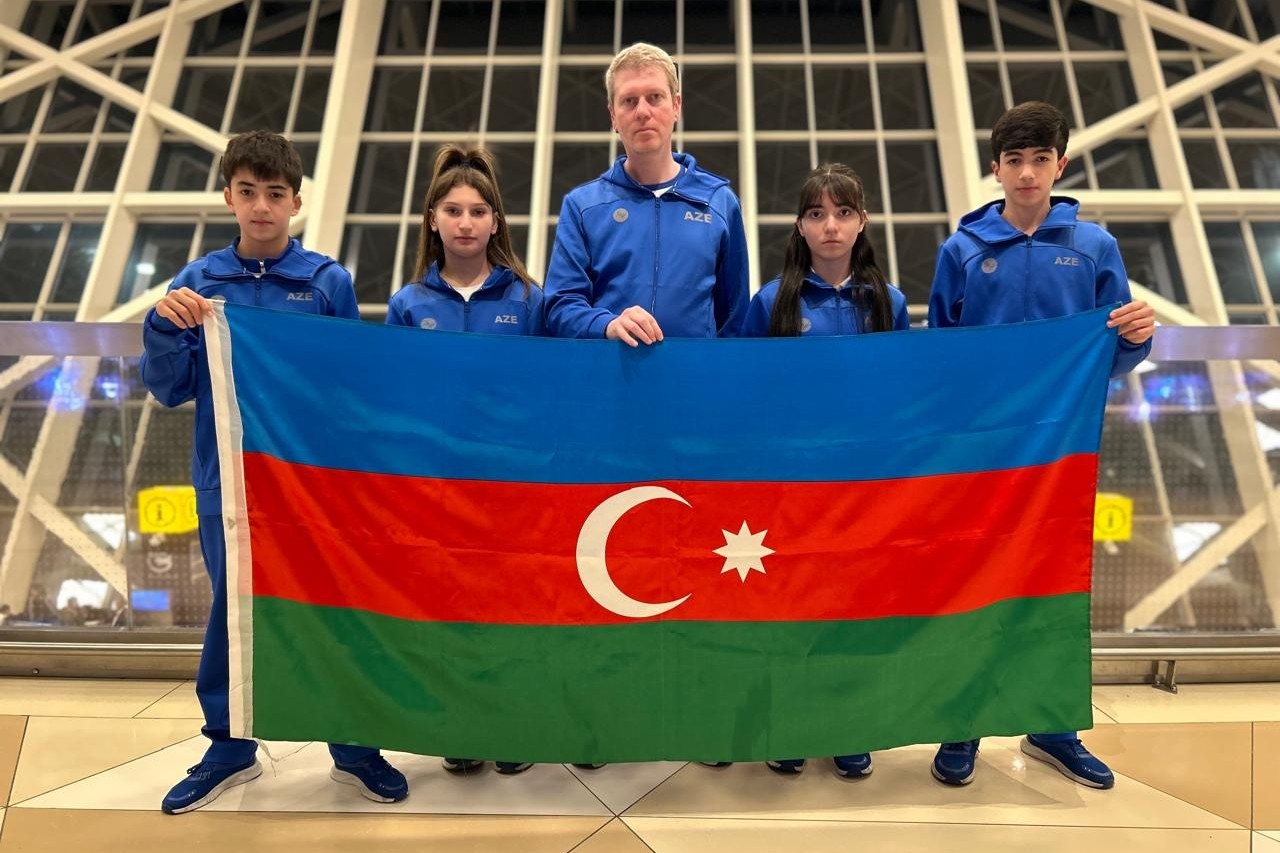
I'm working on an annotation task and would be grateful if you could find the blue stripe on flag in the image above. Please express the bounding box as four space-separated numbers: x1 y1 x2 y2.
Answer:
220 305 1116 484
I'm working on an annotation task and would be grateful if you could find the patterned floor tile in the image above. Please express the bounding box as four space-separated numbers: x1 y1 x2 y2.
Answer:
625 738 1238 829
9 717 197 804
0 808 609 852
1256 723 1280 830
134 683 202 720
623 817 1250 852
1084 722 1251 827
19 739 611 817
567 762 686 814
1091 685 1280 725
573 817 652 852
0 717 25 806
1252 830 1280 852
0 680 181 719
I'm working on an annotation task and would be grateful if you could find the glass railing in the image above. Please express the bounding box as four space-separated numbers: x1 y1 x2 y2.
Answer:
1 321 1278 653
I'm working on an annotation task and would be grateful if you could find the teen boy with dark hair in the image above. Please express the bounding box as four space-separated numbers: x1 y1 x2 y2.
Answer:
927 101 1155 790
141 130 409 814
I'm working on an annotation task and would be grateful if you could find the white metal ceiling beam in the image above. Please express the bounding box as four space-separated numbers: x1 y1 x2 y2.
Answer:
0 0 239 104
300 0 383 257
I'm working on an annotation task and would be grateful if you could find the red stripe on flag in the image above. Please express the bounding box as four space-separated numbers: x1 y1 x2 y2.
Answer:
244 453 1097 625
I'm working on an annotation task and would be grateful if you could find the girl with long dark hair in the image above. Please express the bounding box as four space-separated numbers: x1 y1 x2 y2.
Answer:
742 163 908 778
743 163 906 339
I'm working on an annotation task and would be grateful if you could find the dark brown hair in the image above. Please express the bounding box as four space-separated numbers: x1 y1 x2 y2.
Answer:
414 144 532 294
219 130 303 193
769 163 891 337
990 101 1070 162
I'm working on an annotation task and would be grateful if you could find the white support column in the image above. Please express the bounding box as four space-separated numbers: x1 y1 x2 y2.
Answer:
526 0 564 279
1117 2 1280 628
301 0 384 258
734 0 760 290
919 0 983 222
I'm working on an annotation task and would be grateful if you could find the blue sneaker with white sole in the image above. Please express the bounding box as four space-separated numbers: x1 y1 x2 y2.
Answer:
331 754 409 802
832 752 873 777
766 759 805 774
1021 735 1114 789
443 757 483 773
495 762 533 775
161 758 262 814
932 740 979 785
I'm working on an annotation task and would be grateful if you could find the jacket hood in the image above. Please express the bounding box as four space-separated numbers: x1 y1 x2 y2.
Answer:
602 152 729 204
203 238 332 281
418 263 517 294
958 196 1080 245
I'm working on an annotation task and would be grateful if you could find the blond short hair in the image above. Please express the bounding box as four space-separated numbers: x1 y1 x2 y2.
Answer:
605 42 679 104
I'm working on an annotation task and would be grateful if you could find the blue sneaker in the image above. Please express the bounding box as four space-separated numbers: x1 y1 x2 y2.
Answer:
442 757 484 773
330 754 409 802
766 759 805 774
161 758 262 814
932 740 979 785
1021 735 1115 789
495 762 533 775
832 753 873 777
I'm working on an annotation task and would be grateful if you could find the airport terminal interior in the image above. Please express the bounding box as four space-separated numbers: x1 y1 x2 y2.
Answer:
1 0 1280 849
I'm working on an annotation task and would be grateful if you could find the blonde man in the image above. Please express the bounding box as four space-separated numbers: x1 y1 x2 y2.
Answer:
544 42 749 346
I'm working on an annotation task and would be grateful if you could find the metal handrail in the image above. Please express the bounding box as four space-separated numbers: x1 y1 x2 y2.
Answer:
4 319 1280 360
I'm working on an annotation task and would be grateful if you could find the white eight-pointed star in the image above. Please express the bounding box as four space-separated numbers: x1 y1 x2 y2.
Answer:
713 521 775 582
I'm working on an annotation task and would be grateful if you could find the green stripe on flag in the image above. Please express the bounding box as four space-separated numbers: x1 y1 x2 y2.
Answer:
250 593 1092 763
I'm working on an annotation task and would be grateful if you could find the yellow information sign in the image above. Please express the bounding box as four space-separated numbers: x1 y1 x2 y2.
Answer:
137 485 198 535
1094 492 1133 542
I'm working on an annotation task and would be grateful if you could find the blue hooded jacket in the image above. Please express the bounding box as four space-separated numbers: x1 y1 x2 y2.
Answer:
743 273 910 337
544 152 750 339
385 263 545 335
139 238 359 515
928 197 1151 377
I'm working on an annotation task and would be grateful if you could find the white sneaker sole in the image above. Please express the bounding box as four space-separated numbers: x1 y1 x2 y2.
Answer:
1019 737 1109 789
329 766 402 803
166 761 263 814
930 760 974 785
833 762 874 779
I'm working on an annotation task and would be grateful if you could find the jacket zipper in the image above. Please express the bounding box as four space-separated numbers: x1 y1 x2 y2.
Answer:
251 259 265 306
650 197 661 314
1024 235 1033 321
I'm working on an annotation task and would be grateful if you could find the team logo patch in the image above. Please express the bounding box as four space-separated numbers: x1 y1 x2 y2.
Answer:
981 257 998 274
684 211 712 224
799 318 812 333
420 317 438 330
613 208 629 223
1054 256 1080 266
286 291 312 301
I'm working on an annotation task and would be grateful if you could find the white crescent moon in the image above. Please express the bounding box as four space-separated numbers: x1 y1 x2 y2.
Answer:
576 486 692 618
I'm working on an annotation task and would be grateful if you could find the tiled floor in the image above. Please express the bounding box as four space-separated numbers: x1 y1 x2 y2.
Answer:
0 678 1277 851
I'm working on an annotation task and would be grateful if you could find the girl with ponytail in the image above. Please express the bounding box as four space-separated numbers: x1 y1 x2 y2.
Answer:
742 163 907 339
741 163 908 779
387 144 543 335
386 144 542 776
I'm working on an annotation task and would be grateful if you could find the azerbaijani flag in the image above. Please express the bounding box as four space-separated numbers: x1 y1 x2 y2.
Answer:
207 303 1115 763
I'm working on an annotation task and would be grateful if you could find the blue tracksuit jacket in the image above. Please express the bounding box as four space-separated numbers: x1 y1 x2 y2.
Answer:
928 197 1151 377
743 273 910 337
139 238 359 515
386 263 545 335
544 152 750 339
